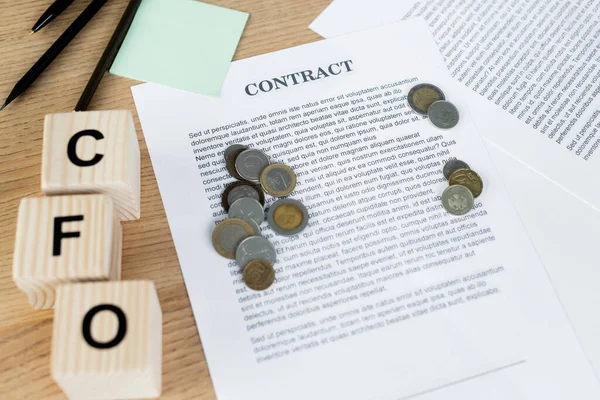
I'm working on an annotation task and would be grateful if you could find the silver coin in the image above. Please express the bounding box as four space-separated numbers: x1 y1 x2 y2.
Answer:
407 83 446 115
224 144 248 161
227 185 260 206
428 100 460 129
219 224 250 253
235 149 270 181
236 236 276 268
228 198 265 225
266 198 309 236
441 185 474 216
443 159 470 180
246 218 262 236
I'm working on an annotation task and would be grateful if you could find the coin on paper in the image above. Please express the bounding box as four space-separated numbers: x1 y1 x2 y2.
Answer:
267 198 309 236
443 159 470 180
260 163 297 197
243 259 275 291
428 100 460 129
228 198 265 226
225 147 247 180
236 236 277 268
212 218 254 259
449 168 483 198
245 218 262 237
227 182 264 208
221 181 265 212
224 144 248 161
442 185 474 216
408 83 446 115
235 149 270 181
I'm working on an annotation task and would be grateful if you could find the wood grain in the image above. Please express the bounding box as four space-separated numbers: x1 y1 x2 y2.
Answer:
52 281 162 399
42 110 141 221
0 0 329 398
13 194 122 309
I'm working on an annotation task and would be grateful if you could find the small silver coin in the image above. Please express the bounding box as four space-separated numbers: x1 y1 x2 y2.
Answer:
228 198 265 226
267 198 309 236
227 185 260 206
442 185 474 216
246 218 262 236
428 100 460 129
236 236 276 268
443 159 470 180
224 144 248 161
235 149 270 181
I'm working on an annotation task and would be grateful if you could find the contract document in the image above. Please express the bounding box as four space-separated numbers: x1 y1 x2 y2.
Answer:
310 0 600 211
132 19 600 400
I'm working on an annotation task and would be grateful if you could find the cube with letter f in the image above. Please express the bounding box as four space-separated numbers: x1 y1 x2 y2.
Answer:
12 194 122 309
41 110 141 221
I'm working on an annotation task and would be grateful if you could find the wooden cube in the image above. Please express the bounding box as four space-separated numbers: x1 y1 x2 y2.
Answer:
41 110 141 221
52 281 162 400
12 194 122 309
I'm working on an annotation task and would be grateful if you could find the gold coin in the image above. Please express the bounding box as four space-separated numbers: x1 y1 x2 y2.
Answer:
273 203 303 230
243 259 275 291
448 168 483 198
211 218 254 259
260 163 297 197
413 88 443 113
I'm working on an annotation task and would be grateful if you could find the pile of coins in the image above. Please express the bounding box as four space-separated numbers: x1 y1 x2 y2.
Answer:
408 83 460 129
212 144 309 291
440 159 484 215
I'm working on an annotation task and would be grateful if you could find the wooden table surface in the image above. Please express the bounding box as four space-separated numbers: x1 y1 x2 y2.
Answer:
0 1 328 398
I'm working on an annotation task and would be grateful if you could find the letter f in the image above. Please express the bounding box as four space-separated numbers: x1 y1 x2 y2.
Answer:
53 216 84 256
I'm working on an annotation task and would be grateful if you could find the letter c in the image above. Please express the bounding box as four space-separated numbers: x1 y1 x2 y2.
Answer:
328 63 342 75
245 83 259 96
82 304 127 349
67 130 104 167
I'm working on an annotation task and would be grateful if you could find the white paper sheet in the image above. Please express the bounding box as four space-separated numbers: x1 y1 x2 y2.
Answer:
310 0 600 211
484 143 600 375
310 0 600 373
132 20 600 400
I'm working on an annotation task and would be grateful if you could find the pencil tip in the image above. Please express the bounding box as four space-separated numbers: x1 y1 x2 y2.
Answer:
29 30 35 35
0 102 6 112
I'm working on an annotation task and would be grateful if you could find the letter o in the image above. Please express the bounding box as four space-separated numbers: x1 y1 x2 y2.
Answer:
258 80 274 93
82 304 127 349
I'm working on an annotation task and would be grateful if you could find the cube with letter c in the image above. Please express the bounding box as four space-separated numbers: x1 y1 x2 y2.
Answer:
12 194 122 309
51 281 162 400
41 110 140 221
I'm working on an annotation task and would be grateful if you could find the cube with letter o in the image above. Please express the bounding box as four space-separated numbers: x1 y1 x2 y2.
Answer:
52 281 162 400
41 110 140 221
12 194 121 309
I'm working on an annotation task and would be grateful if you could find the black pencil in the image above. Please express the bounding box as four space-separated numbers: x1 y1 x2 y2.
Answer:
31 0 76 34
0 0 108 112
75 0 143 111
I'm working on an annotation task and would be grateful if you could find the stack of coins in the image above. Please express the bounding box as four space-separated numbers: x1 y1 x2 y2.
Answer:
408 83 460 129
212 144 310 291
440 159 484 215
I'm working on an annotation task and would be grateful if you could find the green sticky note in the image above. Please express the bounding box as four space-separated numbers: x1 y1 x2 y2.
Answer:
110 0 248 97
